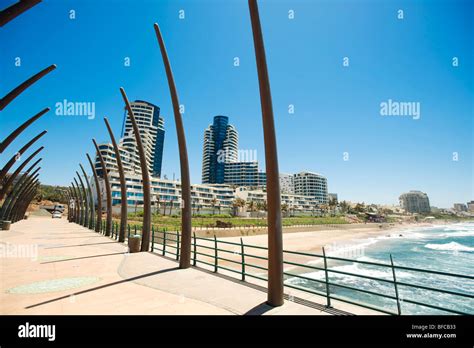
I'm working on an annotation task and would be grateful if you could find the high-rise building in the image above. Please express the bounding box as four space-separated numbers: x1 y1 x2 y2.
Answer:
202 115 238 184
399 191 431 213
96 100 165 178
293 171 328 204
224 161 266 187
121 100 165 177
279 173 294 194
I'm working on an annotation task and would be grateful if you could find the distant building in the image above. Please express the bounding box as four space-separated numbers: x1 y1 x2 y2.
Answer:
328 193 338 204
95 171 234 214
453 203 467 212
235 187 322 214
279 173 294 194
399 191 431 213
95 99 165 178
293 171 328 204
467 201 474 213
202 116 238 184
224 161 266 187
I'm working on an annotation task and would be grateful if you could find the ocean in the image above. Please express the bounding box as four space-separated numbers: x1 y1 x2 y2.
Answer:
286 222 474 315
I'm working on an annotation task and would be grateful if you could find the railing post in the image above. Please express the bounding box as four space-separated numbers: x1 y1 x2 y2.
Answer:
163 228 167 256
214 235 218 273
322 247 332 308
134 225 137 236
390 254 402 315
176 231 180 261
151 225 155 252
193 232 197 266
127 224 130 239
240 237 245 281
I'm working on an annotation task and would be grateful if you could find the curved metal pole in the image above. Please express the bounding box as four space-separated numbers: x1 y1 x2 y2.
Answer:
14 183 39 222
71 181 80 224
67 187 76 222
0 65 56 110
119 88 151 251
92 139 112 236
79 164 95 230
0 0 42 27
104 117 127 242
0 130 47 184
2 169 40 221
6 174 39 221
0 146 43 200
0 108 49 154
76 171 89 228
154 23 192 268
13 183 37 222
66 188 72 221
0 162 40 218
86 153 102 232
73 177 84 226
248 0 283 306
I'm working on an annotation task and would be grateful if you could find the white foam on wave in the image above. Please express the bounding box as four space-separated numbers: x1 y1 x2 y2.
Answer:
424 242 474 252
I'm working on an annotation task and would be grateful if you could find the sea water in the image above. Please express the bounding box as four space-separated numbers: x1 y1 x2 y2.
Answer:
286 222 474 314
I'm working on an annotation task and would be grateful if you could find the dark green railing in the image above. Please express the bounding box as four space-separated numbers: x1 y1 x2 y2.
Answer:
149 228 473 316
75 215 473 316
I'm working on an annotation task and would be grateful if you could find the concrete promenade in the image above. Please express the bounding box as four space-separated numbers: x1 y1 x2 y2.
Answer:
0 216 377 315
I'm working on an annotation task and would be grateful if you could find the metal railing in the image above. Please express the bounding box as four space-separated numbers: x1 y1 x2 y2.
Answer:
149 227 473 316
80 217 473 315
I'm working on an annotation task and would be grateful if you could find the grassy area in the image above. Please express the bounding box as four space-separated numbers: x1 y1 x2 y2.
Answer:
119 214 347 231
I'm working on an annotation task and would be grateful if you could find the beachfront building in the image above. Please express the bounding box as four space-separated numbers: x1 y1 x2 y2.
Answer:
399 190 431 214
453 203 467 212
94 171 234 215
235 187 324 215
202 115 238 184
293 171 328 204
95 99 165 178
328 193 338 204
94 143 141 177
279 173 294 194
224 161 266 187
467 201 474 213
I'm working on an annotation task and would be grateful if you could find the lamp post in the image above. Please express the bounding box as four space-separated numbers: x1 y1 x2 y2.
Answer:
153 23 192 268
86 153 102 233
92 139 112 236
248 0 284 306
119 88 151 251
104 118 127 242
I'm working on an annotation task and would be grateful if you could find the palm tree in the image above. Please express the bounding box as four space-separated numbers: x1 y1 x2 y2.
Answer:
233 198 246 216
210 198 217 215
339 200 350 214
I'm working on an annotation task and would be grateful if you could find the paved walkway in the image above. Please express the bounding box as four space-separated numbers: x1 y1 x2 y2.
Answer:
0 216 374 315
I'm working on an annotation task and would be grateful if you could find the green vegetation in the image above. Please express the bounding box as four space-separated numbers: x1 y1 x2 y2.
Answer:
123 213 347 230
35 185 68 204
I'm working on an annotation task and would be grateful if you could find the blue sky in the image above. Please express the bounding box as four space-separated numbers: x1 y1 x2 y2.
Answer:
1 0 472 208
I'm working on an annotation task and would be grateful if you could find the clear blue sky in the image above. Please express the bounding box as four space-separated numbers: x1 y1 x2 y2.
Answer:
1 0 472 208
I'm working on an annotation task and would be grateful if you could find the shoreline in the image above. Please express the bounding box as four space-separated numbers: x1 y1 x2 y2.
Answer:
220 220 459 255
